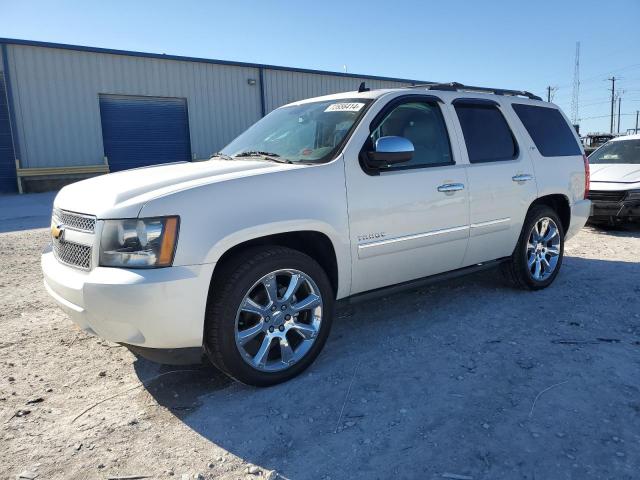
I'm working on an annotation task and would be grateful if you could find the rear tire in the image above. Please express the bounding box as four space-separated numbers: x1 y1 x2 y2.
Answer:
204 246 334 387
502 205 565 290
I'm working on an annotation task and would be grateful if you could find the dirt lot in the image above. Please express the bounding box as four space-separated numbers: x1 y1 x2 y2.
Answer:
1 196 639 480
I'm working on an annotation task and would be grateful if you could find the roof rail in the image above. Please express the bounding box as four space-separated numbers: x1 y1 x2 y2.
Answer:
407 82 542 101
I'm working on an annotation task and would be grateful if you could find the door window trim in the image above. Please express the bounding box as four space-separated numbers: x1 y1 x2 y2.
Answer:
453 99 520 164
359 94 455 176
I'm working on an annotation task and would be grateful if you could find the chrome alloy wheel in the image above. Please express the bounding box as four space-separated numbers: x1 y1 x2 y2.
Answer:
234 269 323 372
527 217 561 281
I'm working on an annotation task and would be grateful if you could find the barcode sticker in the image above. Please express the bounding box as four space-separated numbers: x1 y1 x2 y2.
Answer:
324 102 365 112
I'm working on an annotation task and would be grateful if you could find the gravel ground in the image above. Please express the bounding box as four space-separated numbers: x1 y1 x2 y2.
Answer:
1 196 639 480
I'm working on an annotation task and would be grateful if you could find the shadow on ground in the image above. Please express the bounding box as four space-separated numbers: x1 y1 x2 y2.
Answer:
135 256 640 480
586 221 640 238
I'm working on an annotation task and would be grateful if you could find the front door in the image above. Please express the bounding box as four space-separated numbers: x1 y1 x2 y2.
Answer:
344 95 470 295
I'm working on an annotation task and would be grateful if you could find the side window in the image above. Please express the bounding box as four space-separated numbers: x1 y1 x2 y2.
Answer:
454 103 518 163
370 101 453 169
512 104 582 157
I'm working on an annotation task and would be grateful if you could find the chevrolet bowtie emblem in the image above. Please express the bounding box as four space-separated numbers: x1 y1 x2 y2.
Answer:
51 223 65 241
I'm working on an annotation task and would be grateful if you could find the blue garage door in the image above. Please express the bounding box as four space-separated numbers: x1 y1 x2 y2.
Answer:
99 94 192 171
0 74 18 193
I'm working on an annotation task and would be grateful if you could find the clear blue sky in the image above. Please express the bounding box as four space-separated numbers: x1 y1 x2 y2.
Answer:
3 0 640 134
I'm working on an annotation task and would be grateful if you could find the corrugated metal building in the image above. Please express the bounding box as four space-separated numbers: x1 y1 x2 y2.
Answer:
0 38 425 193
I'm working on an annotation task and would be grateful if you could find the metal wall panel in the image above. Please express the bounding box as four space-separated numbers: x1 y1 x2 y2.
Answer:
263 69 412 113
3 42 418 171
5 44 263 168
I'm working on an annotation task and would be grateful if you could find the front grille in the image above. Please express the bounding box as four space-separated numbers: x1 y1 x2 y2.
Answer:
53 208 96 233
588 190 627 203
53 239 92 270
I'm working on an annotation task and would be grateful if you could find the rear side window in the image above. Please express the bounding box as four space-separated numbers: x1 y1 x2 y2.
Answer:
512 104 581 157
454 103 518 163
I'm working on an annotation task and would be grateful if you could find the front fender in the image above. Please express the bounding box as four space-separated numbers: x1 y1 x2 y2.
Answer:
138 158 352 299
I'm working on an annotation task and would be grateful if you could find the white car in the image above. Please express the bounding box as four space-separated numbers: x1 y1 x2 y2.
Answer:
588 133 640 224
42 83 591 386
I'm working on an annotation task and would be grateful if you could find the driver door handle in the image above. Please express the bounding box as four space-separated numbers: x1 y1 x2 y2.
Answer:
512 173 534 183
437 183 465 193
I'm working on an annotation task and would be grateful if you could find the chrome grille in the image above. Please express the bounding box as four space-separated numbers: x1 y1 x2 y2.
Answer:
53 208 96 233
53 239 92 271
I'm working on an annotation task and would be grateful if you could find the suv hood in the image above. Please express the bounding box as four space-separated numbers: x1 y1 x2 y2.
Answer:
54 159 300 218
590 163 640 184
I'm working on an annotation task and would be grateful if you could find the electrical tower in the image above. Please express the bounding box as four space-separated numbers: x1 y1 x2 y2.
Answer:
570 42 580 125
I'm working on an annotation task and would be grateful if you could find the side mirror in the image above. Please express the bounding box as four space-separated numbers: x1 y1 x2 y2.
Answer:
366 136 414 167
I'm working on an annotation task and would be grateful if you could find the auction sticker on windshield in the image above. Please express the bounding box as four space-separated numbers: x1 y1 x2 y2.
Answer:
325 102 365 112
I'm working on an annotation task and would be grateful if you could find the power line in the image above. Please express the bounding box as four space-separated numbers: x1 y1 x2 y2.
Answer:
551 62 640 90
580 112 636 120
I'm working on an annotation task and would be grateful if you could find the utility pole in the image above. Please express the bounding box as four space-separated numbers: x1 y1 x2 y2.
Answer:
617 97 622 133
608 77 616 133
636 110 639 134
546 86 557 102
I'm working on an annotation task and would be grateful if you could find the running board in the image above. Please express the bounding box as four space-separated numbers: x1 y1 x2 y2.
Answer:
341 258 509 306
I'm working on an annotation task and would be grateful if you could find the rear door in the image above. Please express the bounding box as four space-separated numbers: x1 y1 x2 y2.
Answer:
450 98 538 266
344 94 470 294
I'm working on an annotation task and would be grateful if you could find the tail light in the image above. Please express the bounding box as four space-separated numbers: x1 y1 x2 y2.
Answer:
583 154 590 200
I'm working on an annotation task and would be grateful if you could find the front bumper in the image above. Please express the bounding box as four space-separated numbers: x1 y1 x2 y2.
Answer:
42 250 215 349
589 199 640 221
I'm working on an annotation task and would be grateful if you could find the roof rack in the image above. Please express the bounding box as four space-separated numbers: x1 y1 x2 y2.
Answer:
407 82 542 101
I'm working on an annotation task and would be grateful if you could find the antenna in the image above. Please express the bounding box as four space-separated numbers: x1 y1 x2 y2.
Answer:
358 82 369 93
571 41 580 124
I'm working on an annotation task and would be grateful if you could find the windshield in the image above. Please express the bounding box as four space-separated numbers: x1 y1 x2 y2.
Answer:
219 99 372 163
589 139 640 164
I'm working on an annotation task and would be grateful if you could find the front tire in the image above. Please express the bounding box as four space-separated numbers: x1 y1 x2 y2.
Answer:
204 246 334 387
503 205 565 290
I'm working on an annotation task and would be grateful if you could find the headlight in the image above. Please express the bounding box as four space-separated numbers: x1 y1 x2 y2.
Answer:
99 216 179 268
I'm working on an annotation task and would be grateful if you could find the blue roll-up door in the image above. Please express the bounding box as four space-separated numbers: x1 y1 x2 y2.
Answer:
99 94 192 171
0 74 18 193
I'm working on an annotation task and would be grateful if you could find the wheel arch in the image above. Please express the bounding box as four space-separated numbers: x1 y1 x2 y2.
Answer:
209 230 342 300
527 194 571 234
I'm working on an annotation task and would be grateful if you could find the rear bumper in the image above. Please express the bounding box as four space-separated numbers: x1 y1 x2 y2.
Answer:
566 199 591 241
42 250 215 349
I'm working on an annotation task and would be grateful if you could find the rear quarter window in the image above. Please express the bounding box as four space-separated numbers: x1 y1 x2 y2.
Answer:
512 104 581 157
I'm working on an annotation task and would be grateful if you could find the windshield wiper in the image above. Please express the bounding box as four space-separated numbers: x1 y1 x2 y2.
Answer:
234 151 294 164
210 152 234 161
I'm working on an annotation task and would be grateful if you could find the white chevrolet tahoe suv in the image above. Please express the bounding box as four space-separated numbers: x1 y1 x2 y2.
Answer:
42 82 591 386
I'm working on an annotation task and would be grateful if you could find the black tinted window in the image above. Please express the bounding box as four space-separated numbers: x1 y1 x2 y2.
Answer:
370 101 453 169
454 104 517 163
512 104 581 157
